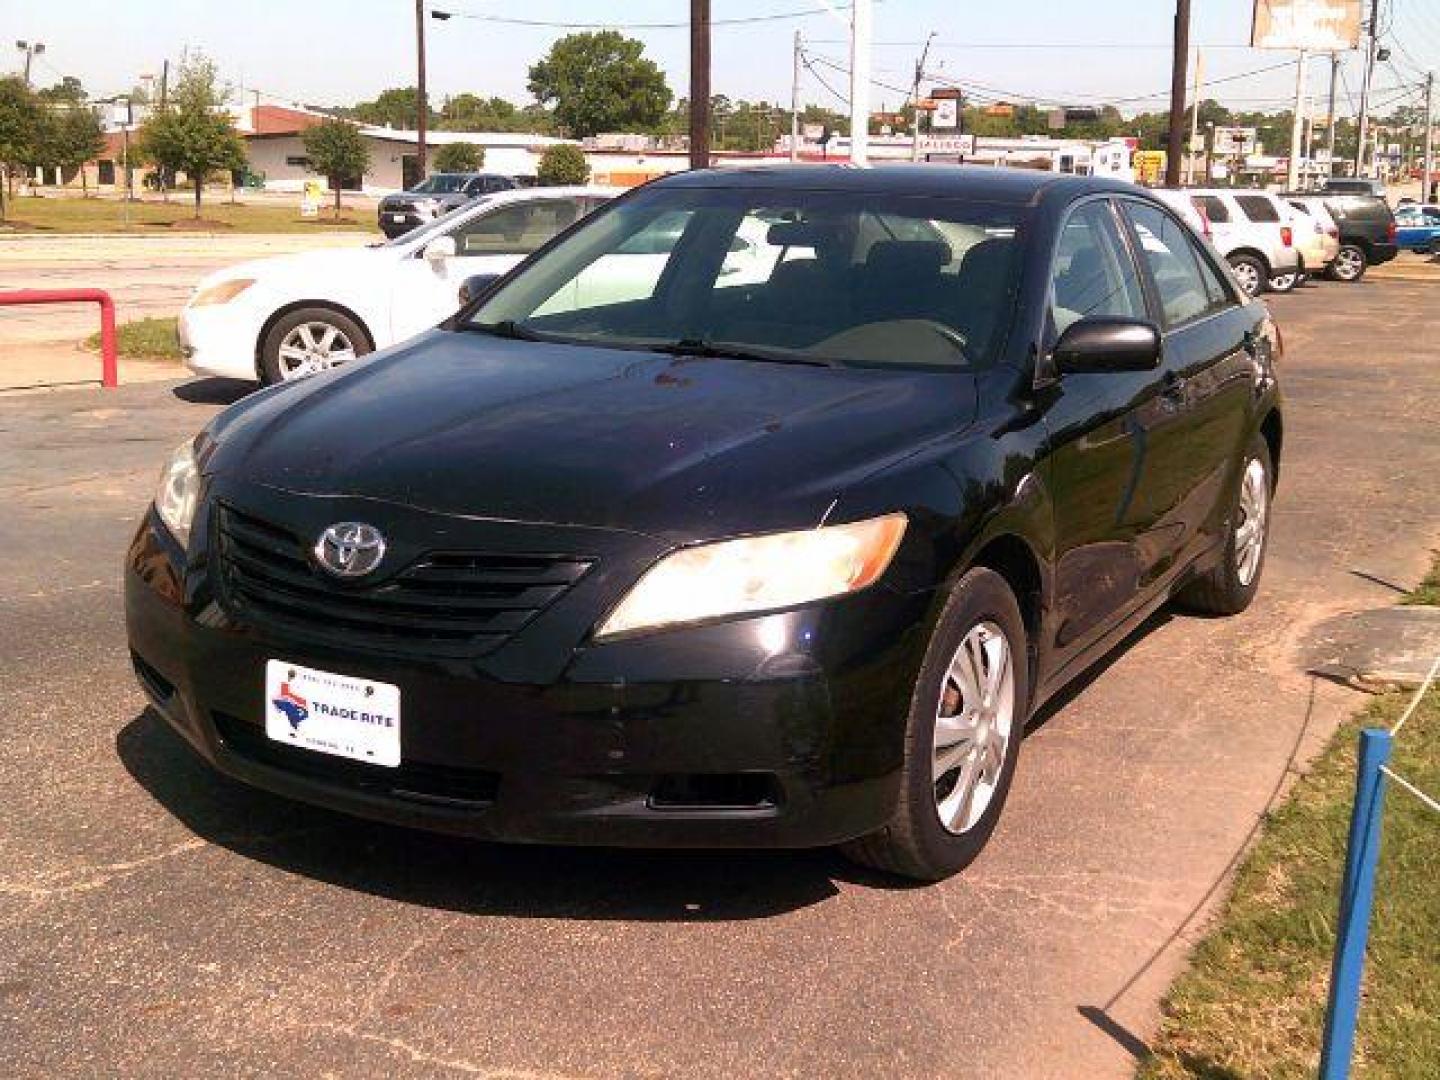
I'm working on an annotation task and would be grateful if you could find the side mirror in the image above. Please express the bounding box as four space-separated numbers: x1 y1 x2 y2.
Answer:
457 272 501 306
1053 317 1162 374
422 235 456 263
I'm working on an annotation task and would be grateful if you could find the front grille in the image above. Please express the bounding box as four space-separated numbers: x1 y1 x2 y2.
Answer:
212 711 499 807
215 504 593 657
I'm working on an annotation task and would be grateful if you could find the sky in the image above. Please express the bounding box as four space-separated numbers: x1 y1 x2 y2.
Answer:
6 0 1438 121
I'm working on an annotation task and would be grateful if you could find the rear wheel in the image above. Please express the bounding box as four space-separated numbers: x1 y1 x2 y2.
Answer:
1227 254 1266 298
841 568 1028 881
1175 434 1273 616
1267 271 1300 292
259 307 371 385
1326 244 1367 282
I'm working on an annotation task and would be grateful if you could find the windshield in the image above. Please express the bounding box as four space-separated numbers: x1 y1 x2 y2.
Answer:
410 174 472 195
466 185 1024 370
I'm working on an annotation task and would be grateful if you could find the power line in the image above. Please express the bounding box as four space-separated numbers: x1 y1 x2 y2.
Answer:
431 3 852 30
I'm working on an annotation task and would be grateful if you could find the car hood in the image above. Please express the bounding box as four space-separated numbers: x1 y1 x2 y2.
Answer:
206 330 978 541
193 246 396 294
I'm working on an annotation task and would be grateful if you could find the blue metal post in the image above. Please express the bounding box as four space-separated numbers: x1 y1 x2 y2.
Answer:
1319 728 1392 1080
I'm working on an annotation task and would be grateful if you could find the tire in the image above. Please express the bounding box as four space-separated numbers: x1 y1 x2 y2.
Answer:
1326 243 1367 282
1227 254 1266 298
1175 434 1273 616
259 306 372 385
841 568 1029 881
1267 271 1299 292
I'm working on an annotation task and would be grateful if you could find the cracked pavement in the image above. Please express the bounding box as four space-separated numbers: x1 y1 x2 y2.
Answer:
2 281 1437 1078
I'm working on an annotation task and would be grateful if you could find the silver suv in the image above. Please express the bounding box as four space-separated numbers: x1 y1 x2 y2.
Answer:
1163 189 1302 298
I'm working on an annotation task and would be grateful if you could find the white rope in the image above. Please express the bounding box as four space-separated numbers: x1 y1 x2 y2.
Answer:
1380 766 1440 817
1389 651 1440 738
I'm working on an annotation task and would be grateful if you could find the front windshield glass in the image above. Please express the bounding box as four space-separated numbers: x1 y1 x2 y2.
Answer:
466 185 1024 369
411 174 470 195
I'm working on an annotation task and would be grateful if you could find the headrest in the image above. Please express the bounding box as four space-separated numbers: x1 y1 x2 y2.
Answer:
864 239 951 276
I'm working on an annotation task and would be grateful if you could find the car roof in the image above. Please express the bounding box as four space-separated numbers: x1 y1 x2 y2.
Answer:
649 164 1138 205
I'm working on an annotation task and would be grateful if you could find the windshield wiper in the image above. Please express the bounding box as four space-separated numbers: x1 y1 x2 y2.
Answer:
654 338 840 368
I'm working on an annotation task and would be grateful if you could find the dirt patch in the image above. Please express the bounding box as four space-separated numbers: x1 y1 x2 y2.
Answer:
165 218 236 231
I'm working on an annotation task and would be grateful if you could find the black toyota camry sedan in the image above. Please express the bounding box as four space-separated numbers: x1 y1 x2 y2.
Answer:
126 166 1282 880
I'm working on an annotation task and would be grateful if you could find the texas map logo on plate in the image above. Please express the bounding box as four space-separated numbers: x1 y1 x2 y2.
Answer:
271 682 309 730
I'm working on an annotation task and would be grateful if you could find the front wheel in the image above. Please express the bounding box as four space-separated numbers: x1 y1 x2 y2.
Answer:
259 307 372 385
1175 434 1273 616
1227 254 1266 298
1326 244 1367 282
1267 271 1300 292
841 568 1029 881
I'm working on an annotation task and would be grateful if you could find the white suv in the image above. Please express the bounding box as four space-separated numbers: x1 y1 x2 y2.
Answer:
1156 189 1301 298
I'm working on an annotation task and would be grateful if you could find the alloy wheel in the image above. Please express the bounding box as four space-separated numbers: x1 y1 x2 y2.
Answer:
1230 260 1262 296
932 621 1016 834
276 321 358 380
1268 272 1298 292
1235 457 1269 586
1334 247 1364 281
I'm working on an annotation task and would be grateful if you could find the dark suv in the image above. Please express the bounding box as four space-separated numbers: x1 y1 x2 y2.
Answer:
378 172 517 237
128 167 1283 881
1320 193 1398 281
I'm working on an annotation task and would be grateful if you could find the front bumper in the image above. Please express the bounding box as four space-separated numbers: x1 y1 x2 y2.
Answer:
378 207 436 236
179 303 265 382
124 507 925 849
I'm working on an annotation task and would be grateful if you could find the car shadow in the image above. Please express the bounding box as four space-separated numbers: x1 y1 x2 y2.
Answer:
172 377 253 406
117 708 867 920
1027 607 1174 735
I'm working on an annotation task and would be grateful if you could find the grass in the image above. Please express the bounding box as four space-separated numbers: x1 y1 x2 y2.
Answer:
87 316 183 361
0 194 377 235
1141 558 1440 1079
1404 554 1440 606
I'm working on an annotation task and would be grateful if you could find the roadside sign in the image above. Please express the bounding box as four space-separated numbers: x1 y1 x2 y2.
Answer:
1213 126 1258 153
1252 0 1362 51
931 98 959 130
921 133 974 155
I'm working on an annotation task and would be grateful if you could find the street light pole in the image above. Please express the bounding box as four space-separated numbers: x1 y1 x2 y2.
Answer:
16 40 45 87
1355 0 1380 176
1287 50 1309 191
790 30 801 163
415 0 429 179
910 31 936 164
1424 70 1435 203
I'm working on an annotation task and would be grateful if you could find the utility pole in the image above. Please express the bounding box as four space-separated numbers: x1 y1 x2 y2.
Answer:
1186 47 1204 184
1287 50 1309 191
159 59 169 111
790 30 801 163
909 31 936 163
1355 0 1380 176
849 0 872 164
690 0 711 169
415 0 429 178
1424 70 1435 203
1165 0 1192 187
1326 53 1340 168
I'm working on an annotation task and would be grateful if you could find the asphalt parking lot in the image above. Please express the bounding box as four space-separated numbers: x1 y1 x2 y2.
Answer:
2 280 1437 1078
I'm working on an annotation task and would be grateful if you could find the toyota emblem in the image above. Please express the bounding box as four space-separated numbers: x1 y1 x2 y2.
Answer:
313 522 386 578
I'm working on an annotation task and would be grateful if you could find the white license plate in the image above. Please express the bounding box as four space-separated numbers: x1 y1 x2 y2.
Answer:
265 660 400 767
389 213 406 221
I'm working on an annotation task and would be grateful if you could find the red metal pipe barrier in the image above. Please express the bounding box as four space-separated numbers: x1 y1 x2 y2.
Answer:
0 288 118 388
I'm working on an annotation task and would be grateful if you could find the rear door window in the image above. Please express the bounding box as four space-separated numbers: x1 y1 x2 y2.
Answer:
1122 202 1218 327
1234 195 1281 223
1192 195 1230 224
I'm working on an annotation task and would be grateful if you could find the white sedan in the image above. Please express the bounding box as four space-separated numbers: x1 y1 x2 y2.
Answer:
179 186 620 384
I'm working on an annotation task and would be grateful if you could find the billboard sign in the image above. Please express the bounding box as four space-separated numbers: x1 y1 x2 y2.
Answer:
921 134 975 156
1213 126 1259 153
1251 0 1362 51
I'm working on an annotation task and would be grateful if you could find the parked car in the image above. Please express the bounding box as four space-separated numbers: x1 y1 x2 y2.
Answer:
1318 193 1399 281
130 167 1282 882
1280 195 1341 282
1321 177 1386 198
1393 203 1440 254
377 172 518 238
1165 188 1300 297
179 186 620 384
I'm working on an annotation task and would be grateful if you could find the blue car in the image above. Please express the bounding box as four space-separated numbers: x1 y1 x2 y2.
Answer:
1394 204 1440 253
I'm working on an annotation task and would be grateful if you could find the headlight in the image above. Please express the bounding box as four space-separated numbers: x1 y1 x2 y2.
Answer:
190 278 255 307
596 513 908 639
154 440 202 548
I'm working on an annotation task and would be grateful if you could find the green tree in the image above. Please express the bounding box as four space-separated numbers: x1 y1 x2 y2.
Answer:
137 55 246 217
48 106 107 196
535 143 589 186
37 76 87 107
345 86 434 130
439 94 530 133
0 76 42 218
527 32 671 137
432 141 483 172
302 119 370 215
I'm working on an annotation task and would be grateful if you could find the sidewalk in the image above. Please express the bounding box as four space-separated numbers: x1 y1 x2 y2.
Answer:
0 340 186 393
